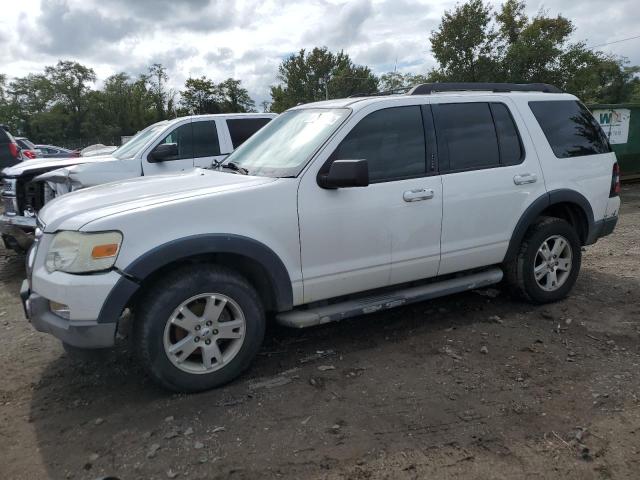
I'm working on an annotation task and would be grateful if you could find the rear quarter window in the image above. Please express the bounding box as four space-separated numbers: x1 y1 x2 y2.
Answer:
227 118 272 149
529 100 611 158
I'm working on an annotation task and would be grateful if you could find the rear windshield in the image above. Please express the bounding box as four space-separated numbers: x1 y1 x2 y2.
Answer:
529 100 611 158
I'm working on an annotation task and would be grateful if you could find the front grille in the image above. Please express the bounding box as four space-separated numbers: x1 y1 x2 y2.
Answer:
17 180 46 216
1 195 18 215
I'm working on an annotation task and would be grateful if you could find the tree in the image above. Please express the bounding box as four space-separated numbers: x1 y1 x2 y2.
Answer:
430 0 500 82
270 47 378 112
219 78 255 112
378 72 430 91
428 0 638 103
148 63 169 120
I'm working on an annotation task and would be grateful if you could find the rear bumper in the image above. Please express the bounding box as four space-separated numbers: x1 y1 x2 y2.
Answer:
586 215 618 245
21 280 117 348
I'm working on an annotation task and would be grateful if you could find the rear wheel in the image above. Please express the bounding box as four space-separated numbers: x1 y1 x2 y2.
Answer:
505 217 581 304
134 265 265 392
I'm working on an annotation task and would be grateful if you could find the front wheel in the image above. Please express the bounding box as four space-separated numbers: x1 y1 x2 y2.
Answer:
505 217 582 304
134 265 265 392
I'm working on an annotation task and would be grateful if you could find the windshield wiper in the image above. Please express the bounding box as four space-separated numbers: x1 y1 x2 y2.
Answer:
219 161 249 175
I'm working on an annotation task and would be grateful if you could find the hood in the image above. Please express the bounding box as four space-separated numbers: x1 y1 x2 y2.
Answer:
38 168 276 232
1 155 115 177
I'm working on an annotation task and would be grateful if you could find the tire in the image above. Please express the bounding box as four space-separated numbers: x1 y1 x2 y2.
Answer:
504 216 582 304
134 265 265 393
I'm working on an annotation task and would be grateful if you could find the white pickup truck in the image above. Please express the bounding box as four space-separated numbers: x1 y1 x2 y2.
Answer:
0 113 275 252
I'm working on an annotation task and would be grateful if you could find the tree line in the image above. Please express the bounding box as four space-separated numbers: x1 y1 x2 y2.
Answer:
1 0 638 148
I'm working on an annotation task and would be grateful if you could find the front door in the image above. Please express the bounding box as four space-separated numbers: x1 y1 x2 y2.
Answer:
143 120 195 175
298 104 442 303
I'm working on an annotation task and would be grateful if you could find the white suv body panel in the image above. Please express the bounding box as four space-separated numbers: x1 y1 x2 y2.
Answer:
297 97 443 303
432 95 548 275
22 89 620 350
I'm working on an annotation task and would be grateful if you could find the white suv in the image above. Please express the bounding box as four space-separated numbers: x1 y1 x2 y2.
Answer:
21 83 620 392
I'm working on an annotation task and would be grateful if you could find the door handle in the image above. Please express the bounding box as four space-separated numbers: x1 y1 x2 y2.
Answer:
513 173 537 185
403 188 434 202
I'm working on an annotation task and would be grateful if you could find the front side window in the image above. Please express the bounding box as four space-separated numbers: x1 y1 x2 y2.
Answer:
227 118 272 149
433 103 500 171
156 123 193 161
225 108 350 177
112 122 168 160
192 121 220 157
330 106 426 183
529 100 611 158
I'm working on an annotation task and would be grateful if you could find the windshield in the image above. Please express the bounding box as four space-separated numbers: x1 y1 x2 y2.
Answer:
225 108 350 177
111 122 169 160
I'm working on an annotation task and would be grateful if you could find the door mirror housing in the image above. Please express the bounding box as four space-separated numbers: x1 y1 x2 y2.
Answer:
149 143 178 162
318 159 369 189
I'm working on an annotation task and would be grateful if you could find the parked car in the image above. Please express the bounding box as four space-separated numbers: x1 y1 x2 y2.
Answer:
35 145 78 158
0 113 275 252
80 144 117 157
0 127 21 170
19 83 620 392
15 137 39 159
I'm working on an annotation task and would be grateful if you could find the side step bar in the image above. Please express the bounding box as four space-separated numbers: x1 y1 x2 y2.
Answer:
276 267 503 329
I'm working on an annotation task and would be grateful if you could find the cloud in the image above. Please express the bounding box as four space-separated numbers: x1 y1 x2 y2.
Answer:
302 0 374 48
2 0 639 111
28 0 141 56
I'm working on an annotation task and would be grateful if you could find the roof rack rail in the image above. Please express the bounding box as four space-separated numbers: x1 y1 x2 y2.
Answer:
408 82 563 95
348 86 412 98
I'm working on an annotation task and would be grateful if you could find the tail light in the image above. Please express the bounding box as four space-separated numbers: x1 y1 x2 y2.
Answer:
610 162 621 197
22 150 36 159
8 142 18 159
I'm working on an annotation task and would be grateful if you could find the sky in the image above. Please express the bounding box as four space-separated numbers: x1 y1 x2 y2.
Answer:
1 0 639 108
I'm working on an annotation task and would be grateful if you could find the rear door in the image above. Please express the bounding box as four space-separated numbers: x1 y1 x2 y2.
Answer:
191 119 229 169
435 98 546 275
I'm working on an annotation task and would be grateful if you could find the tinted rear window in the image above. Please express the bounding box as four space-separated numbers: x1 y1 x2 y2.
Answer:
227 118 272 149
529 100 611 158
490 103 523 166
433 103 500 171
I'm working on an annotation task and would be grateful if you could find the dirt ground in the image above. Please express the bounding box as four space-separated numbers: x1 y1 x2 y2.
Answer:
1 185 639 480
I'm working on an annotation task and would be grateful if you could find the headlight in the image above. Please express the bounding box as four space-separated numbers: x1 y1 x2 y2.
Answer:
45 231 122 273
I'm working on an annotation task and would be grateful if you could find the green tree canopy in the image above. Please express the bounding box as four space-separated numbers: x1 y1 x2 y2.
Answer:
428 0 639 102
270 47 378 112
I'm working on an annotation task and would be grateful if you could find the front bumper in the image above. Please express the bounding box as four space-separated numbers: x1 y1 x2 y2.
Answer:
21 280 117 348
0 214 36 251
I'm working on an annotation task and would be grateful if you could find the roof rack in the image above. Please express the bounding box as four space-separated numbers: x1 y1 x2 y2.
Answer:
348 86 412 98
408 82 563 95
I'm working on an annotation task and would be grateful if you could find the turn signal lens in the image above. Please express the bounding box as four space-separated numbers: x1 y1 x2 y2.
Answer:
91 243 119 259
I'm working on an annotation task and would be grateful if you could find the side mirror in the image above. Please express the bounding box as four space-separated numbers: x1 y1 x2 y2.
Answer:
149 143 178 162
318 159 369 189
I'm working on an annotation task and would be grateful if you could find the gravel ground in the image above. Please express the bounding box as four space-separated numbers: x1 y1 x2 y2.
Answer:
1 185 639 480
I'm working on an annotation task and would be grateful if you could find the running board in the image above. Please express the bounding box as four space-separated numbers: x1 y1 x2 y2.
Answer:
276 267 503 329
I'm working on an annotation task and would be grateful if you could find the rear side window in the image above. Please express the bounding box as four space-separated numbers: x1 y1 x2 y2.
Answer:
227 118 272 149
490 103 523 166
192 120 220 157
330 106 426 183
433 103 500 171
529 100 611 158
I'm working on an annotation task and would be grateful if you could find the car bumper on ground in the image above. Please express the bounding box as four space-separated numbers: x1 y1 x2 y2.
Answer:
0 214 36 251
21 279 118 348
